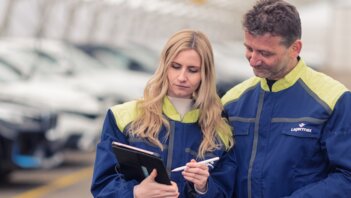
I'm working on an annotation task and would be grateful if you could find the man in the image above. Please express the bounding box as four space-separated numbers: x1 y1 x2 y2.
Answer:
222 0 351 197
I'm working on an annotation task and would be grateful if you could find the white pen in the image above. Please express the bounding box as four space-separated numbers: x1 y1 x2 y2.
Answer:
171 157 220 172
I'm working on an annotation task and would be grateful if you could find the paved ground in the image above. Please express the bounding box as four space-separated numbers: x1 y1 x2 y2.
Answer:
0 150 95 198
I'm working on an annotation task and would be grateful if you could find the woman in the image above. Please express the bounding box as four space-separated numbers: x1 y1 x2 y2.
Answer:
91 29 236 198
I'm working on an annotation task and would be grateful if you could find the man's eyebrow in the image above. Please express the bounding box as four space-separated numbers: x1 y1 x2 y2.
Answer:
243 44 273 54
243 43 253 49
257 49 274 54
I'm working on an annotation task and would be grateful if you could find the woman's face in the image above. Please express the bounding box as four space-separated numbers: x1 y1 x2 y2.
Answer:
167 49 202 99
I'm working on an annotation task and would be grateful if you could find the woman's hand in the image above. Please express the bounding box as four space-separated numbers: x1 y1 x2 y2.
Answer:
182 159 209 193
134 169 179 198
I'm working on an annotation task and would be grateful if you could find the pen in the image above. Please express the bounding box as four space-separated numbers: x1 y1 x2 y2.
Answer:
171 157 220 172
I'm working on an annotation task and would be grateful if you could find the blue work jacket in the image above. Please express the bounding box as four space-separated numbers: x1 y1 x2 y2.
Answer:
222 59 351 198
91 97 236 198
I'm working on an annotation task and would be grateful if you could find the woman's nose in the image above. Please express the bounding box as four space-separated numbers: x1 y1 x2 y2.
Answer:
177 69 187 81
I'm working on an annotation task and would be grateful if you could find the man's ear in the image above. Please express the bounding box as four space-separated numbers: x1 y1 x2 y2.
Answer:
290 39 302 57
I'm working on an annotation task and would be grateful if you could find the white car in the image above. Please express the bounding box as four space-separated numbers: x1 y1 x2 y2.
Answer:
0 38 151 107
0 56 104 152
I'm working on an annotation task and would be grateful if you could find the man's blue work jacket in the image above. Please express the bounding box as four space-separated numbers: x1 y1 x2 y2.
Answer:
222 59 351 197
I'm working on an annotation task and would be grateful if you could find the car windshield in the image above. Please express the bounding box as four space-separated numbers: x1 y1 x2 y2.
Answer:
0 39 108 79
77 44 157 74
0 59 22 82
86 46 131 71
117 46 157 73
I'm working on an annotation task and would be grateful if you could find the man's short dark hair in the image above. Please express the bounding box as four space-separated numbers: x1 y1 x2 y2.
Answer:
243 0 301 47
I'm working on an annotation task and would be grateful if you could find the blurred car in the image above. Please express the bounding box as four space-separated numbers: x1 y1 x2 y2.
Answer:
0 38 151 106
76 43 158 74
77 42 252 97
212 42 254 96
0 55 104 152
0 98 61 181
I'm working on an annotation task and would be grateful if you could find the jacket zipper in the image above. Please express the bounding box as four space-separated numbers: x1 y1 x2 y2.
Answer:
247 90 265 198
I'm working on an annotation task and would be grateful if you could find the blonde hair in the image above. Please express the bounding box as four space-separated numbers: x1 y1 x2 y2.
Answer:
129 29 233 159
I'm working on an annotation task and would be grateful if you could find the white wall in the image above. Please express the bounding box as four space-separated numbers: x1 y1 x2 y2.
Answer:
327 2 351 71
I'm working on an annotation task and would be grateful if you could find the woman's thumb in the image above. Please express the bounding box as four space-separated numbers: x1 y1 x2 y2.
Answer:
147 169 157 180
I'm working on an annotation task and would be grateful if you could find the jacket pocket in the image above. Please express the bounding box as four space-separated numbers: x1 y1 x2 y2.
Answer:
232 122 250 136
229 116 254 136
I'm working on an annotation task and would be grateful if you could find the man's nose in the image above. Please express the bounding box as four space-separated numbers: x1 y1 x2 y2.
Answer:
249 52 262 67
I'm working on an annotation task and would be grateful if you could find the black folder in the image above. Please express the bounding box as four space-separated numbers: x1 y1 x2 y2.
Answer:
112 141 171 185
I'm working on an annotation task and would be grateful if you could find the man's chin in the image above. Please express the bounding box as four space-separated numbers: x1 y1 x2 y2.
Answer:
253 71 268 78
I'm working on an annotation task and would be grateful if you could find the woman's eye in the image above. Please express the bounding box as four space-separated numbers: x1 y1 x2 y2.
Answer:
171 63 181 69
189 67 199 73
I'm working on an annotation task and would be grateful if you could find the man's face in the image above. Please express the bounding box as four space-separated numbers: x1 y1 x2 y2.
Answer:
244 31 299 80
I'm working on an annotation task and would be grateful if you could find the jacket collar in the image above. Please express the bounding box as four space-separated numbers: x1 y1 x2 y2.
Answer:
162 96 199 123
260 58 307 92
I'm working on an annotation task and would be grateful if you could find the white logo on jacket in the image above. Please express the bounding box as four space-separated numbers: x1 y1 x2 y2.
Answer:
291 123 312 133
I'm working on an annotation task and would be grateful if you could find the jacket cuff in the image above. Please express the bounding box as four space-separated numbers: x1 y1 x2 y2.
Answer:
194 182 208 194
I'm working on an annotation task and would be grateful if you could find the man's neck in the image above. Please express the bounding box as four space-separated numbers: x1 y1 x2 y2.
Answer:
266 79 276 91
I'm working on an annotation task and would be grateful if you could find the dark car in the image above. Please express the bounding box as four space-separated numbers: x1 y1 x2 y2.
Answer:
76 43 158 74
0 98 63 181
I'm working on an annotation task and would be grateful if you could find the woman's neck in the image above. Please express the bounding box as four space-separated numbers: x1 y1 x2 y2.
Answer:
167 96 194 118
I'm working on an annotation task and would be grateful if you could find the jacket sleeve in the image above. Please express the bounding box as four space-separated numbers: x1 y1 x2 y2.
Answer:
289 92 351 197
194 147 237 198
91 110 137 198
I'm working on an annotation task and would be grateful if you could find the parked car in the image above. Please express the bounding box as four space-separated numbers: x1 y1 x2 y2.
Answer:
0 54 104 152
77 42 252 97
0 98 61 181
0 38 151 106
76 43 158 74
211 42 254 96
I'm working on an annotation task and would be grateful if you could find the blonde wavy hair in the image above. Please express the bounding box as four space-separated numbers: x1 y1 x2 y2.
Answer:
129 29 233 159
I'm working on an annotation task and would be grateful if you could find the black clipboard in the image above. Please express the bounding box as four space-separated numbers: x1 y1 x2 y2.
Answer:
112 141 171 185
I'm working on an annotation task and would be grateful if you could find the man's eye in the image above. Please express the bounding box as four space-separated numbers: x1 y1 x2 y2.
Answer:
261 52 273 57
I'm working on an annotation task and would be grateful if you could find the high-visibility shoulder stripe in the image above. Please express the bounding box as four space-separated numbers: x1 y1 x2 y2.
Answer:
301 67 349 111
110 98 229 148
217 128 232 149
110 97 200 132
221 77 260 106
110 100 138 132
